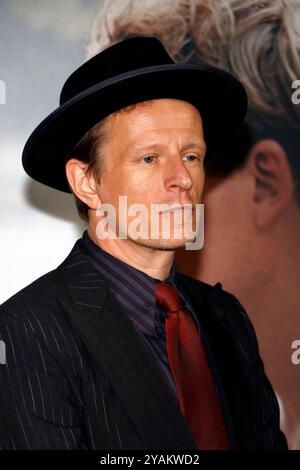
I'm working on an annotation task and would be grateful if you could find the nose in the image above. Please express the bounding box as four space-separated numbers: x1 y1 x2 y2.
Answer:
164 156 194 192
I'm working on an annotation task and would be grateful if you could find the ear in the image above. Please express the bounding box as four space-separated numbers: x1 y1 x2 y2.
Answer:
65 158 101 210
247 139 295 229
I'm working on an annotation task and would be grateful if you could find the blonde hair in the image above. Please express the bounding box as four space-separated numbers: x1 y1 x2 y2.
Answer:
86 0 300 126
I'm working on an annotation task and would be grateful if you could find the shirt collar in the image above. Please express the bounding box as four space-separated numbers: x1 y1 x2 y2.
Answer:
78 229 178 336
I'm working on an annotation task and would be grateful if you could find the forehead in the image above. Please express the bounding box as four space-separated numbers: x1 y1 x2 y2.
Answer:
107 98 203 135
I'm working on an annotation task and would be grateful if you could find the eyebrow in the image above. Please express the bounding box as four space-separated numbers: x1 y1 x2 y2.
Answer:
129 141 207 153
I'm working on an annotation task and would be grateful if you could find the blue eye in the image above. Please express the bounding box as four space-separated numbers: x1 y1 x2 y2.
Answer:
183 155 200 162
141 156 156 164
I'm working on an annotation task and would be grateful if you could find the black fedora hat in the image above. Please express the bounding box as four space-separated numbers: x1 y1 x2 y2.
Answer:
22 36 247 193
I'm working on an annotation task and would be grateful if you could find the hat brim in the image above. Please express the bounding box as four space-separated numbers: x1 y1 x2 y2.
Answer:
22 63 247 193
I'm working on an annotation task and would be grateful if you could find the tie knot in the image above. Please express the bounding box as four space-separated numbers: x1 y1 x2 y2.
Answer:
155 282 184 313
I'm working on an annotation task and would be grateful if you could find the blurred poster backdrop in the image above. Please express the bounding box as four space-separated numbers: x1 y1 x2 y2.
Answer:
0 0 299 449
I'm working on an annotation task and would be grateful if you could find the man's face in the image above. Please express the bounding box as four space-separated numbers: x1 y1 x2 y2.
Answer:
93 98 206 250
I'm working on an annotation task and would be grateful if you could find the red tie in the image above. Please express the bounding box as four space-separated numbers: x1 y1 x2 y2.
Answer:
155 282 229 450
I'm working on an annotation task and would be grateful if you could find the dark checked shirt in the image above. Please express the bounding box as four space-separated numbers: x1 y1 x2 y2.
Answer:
78 229 237 448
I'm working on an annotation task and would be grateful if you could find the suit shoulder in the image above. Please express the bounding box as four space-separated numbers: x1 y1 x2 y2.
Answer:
0 267 64 320
0 266 83 371
176 270 220 295
177 271 259 351
177 271 250 313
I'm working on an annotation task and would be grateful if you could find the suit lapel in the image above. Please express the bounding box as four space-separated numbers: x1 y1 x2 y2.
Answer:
55 241 198 450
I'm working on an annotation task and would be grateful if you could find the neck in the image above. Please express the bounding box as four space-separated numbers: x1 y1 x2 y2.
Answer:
87 224 175 281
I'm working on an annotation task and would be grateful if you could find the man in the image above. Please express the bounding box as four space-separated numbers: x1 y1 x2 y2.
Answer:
88 0 300 449
0 36 286 450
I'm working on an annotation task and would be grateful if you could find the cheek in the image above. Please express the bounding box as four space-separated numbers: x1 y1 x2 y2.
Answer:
100 164 136 201
206 169 251 221
204 172 254 253
127 171 161 199
103 169 161 207
205 186 242 232
190 165 206 202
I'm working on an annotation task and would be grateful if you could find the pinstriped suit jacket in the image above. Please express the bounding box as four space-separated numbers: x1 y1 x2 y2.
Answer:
0 238 287 450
